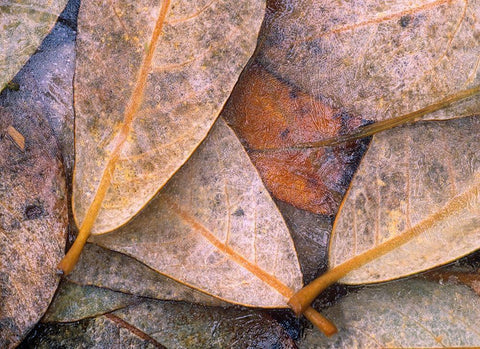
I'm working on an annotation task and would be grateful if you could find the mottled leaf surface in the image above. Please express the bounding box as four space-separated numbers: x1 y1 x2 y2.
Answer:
330 116 480 284
0 0 68 91
259 0 480 123
67 243 226 306
299 279 480 348
73 0 265 234
24 297 296 349
0 96 67 347
223 63 369 215
90 119 303 307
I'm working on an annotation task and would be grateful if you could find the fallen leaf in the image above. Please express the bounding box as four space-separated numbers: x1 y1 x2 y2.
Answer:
67 243 226 306
72 0 265 237
42 280 138 323
299 279 480 348
329 116 480 284
259 0 480 123
0 97 67 347
24 297 296 348
90 118 303 307
0 0 68 90
223 62 369 215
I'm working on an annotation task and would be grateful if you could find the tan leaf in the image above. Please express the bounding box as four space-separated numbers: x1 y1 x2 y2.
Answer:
0 0 68 90
0 110 67 347
259 0 480 123
90 119 303 307
72 0 265 236
329 116 480 284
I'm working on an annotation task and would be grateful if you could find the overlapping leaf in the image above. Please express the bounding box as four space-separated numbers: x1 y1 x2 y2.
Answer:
330 116 480 284
259 0 480 123
0 0 68 90
90 119 303 307
73 0 265 235
300 279 480 348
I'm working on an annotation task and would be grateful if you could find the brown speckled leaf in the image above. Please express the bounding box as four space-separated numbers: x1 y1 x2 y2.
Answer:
330 116 480 284
90 119 303 307
259 0 480 123
299 279 480 348
223 63 369 215
67 243 226 306
0 0 68 90
0 107 67 346
73 0 265 235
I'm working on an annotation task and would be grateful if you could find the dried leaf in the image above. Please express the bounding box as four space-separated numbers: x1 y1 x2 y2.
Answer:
299 279 480 348
259 0 480 123
72 0 265 236
0 100 67 347
0 0 68 90
223 63 369 215
90 119 303 307
24 297 296 348
67 243 226 306
330 116 480 284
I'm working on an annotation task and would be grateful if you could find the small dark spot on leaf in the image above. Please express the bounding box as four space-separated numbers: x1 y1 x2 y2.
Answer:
280 128 290 139
233 208 245 217
399 15 411 27
24 204 45 220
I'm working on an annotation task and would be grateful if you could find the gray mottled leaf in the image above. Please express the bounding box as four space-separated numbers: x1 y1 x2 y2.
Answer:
0 0 68 91
299 279 480 348
43 280 138 323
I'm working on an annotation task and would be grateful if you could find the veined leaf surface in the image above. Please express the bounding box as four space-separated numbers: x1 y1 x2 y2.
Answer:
73 0 265 234
259 0 480 123
90 119 303 307
329 116 480 284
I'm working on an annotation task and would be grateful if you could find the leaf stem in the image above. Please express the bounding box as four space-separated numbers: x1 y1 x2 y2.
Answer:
253 86 480 152
304 307 338 336
288 178 480 315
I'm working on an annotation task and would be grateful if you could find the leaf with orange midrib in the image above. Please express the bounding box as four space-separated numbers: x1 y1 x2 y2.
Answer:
59 0 266 272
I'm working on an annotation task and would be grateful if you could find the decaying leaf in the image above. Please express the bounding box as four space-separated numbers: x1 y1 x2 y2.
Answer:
223 63 369 215
89 119 303 307
259 0 480 123
42 280 138 323
25 292 296 348
0 0 68 91
299 279 480 348
72 0 265 237
329 116 480 284
67 243 226 306
0 99 67 347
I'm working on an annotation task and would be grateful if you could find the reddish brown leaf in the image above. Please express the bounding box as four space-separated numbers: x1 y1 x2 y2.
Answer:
223 63 369 215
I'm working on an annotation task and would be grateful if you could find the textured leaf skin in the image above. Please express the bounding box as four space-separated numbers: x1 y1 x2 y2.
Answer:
0 101 67 348
90 119 303 307
300 279 480 348
67 243 226 306
223 63 369 215
0 0 68 91
73 0 265 234
330 116 480 284
259 0 480 123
